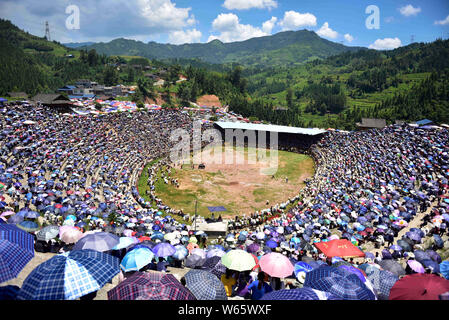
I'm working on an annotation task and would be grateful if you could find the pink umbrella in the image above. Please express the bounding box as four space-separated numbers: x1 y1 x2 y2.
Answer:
123 229 134 237
59 226 83 244
407 260 425 274
1 211 15 217
259 252 294 278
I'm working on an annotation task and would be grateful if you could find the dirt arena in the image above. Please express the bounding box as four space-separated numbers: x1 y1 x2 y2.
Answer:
156 145 315 218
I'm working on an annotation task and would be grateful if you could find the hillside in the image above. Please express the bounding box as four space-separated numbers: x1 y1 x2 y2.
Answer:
81 30 364 67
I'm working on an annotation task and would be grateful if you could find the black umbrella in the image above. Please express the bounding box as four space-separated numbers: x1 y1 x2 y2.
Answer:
397 240 412 252
378 260 405 277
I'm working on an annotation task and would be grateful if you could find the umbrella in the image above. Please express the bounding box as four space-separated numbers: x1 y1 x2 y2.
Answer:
433 234 444 248
107 271 196 300
16 220 39 233
360 263 398 300
183 269 227 300
259 252 294 278
397 240 413 252
407 260 425 273
414 250 431 263
0 224 35 283
314 239 365 258
440 261 449 280
35 226 59 242
153 242 176 258
112 237 138 250
172 245 188 260
378 260 406 277
17 250 119 300
206 248 225 259
260 287 338 300
0 285 21 300
421 259 440 273
265 240 278 249
202 256 227 279
389 273 449 300
59 227 83 244
246 243 260 253
221 250 256 272
304 266 375 300
73 232 120 252
426 250 442 264
390 245 402 251
185 254 206 268
120 247 155 272
186 242 199 253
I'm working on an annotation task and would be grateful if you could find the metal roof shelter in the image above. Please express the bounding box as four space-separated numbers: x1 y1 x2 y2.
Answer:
214 122 327 136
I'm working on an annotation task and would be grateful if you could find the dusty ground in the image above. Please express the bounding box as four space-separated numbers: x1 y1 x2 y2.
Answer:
196 95 221 108
160 146 314 218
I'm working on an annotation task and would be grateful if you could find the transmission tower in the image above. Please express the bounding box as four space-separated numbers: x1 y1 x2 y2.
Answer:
45 21 51 41
410 35 415 44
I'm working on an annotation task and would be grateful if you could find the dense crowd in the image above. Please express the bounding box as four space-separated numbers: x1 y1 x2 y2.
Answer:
1 103 449 300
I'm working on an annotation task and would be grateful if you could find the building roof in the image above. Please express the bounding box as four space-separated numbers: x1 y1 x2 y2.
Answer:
356 118 386 129
68 94 96 100
214 121 327 136
32 94 71 104
7 92 28 98
415 119 433 126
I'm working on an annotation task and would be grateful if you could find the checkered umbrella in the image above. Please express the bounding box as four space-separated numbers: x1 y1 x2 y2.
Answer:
36 226 60 242
0 223 34 283
202 256 227 279
17 249 120 300
107 271 196 300
378 260 405 277
359 263 398 300
304 265 376 300
184 269 228 300
260 287 339 300
185 254 206 268
73 232 120 252
0 285 21 300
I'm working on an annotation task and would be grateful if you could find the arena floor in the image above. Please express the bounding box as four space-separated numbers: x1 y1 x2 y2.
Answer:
154 145 315 218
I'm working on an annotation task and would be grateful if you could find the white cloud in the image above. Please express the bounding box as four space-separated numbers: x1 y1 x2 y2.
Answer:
222 0 277 10
344 33 354 42
399 4 421 17
168 28 202 44
369 37 402 50
316 22 338 39
0 0 197 43
385 16 395 23
262 17 278 34
208 13 269 43
279 11 317 31
434 15 449 25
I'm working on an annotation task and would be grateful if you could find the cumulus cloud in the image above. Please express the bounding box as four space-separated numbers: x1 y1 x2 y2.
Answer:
434 15 449 25
222 0 277 10
399 4 421 17
262 16 277 34
344 33 354 42
168 28 202 44
278 11 317 31
316 22 338 39
0 0 197 43
369 37 402 50
208 13 269 43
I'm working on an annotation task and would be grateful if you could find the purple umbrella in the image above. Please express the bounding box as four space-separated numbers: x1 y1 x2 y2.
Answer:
382 249 393 260
426 250 442 264
407 260 425 273
152 242 176 257
247 243 260 253
390 245 403 251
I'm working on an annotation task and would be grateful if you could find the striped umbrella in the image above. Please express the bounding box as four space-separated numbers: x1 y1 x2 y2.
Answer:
261 287 339 300
304 266 376 300
184 269 227 300
17 250 119 300
107 271 196 300
0 224 35 283
36 226 59 242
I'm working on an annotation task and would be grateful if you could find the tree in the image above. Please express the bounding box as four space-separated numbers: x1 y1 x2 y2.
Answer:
103 66 118 86
87 49 98 67
286 88 293 110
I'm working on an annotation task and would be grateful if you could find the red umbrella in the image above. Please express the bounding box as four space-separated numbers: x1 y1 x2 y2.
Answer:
314 239 365 258
389 273 449 300
138 236 152 242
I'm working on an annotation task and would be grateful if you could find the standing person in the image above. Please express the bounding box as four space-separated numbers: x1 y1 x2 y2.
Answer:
270 276 285 291
247 271 273 300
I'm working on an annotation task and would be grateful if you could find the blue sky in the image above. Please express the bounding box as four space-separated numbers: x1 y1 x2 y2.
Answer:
1 0 448 49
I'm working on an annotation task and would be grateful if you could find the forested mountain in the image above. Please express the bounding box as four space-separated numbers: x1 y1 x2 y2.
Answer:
81 30 364 67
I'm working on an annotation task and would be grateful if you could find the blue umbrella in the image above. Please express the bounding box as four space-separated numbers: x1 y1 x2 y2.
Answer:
16 220 39 233
7 215 24 224
202 256 226 279
304 266 375 300
359 264 398 300
112 237 137 250
24 211 39 219
172 245 188 260
0 285 20 300
261 287 338 300
294 262 314 278
390 245 403 251
120 247 154 272
184 269 227 300
17 250 119 300
421 259 440 273
150 232 164 241
433 234 444 248
440 261 449 280
0 224 35 283
73 232 120 252
266 239 278 248
153 242 176 258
